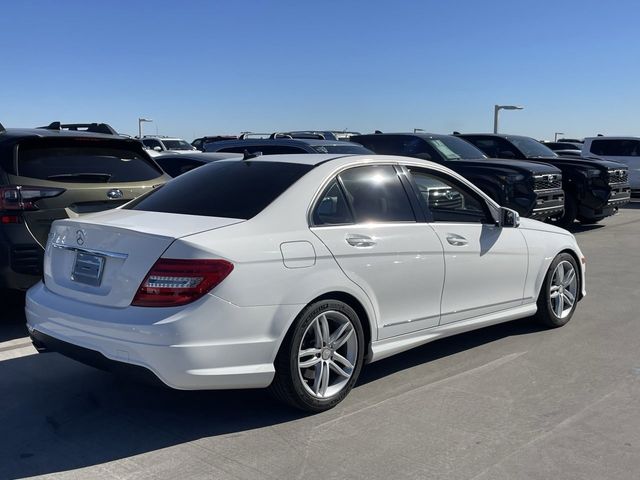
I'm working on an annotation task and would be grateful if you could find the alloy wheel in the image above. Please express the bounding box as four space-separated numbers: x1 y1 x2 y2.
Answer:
297 310 358 399
550 260 578 319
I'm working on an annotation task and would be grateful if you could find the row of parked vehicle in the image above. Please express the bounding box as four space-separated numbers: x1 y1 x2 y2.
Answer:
0 120 634 294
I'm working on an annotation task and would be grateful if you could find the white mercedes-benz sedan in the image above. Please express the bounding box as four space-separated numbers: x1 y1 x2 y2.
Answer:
26 154 586 411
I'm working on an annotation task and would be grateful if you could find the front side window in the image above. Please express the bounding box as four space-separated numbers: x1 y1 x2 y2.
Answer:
312 180 353 225
142 139 162 149
338 165 415 223
161 140 193 151
408 167 490 223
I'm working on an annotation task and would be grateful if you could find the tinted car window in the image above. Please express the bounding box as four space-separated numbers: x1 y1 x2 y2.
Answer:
217 145 308 155
142 139 162 149
17 146 163 183
311 144 372 154
127 161 312 219
508 137 557 158
590 139 640 156
338 165 415 223
463 137 520 159
425 136 486 160
155 157 205 177
161 140 193 151
312 180 353 225
353 135 434 158
408 167 489 223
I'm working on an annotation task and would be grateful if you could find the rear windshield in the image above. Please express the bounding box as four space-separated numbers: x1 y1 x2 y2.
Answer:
18 145 163 183
311 144 372 154
161 140 193 151
126 160 313 219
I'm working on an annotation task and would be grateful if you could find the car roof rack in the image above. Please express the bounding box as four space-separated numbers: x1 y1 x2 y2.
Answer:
38 122 118 135
281 131 328 140
142 135 172 138
0 122 4 133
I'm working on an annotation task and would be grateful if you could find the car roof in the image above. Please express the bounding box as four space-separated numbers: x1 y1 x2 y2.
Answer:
354 132 454 140
0 127 130 142
210 138 358 147
584 136 640 140
155 152 243 162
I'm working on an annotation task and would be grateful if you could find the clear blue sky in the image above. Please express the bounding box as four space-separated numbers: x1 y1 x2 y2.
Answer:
1 0 639 141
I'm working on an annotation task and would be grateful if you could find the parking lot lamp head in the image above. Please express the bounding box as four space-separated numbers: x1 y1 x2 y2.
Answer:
138 118 153 138
493 105 524 133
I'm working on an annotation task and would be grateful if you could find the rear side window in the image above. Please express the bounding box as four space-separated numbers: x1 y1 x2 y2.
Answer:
127 160 313 219
590 139 640 156
17 146 163 183
155 157 205 177
312 180 353 225
338 165 415 223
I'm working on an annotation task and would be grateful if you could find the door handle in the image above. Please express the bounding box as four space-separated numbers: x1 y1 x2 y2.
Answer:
446 234 468 246
345 234 376 247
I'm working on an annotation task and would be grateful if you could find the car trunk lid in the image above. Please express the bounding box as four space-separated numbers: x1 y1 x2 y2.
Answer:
44 210 243 307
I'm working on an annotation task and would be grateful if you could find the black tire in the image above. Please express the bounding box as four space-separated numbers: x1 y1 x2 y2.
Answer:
270 299 365 412
550 194 577 228
577 216 603 225
534 253 580 328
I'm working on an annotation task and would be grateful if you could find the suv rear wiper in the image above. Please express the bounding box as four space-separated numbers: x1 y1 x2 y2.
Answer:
46 173 113 183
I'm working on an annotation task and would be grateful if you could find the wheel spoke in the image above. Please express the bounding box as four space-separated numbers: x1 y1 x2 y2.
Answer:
563 290 575 306
318 314 330 345
313 361 324 396
313 318 323 348
319 361 330 396
332 351 354 371
329 360 350 378
555 293 564 316
333 324 354 349
563 269 576 288
329 322 350 345
556 263 565 284
298 348 321 369
299 356 322 368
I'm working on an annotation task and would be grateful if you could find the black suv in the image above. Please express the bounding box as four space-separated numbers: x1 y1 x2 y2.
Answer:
457 134 631 226
351 133 564 221
205 137 373 155
0 123 169 290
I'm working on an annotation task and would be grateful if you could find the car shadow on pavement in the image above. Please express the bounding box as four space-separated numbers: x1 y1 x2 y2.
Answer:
358 317 546 386
0 317 548 479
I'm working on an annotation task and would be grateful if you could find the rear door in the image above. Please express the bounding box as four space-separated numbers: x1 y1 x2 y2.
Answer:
10 138 167 246
310 164 445 338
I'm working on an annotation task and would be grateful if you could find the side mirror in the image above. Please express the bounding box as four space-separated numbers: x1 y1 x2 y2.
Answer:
153 146 162 152
500 207 520 228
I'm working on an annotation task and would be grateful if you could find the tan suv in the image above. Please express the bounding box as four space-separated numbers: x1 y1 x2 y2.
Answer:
0 123 170 290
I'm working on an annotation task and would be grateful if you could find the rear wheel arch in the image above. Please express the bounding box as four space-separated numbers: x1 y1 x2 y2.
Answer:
276 291 375 364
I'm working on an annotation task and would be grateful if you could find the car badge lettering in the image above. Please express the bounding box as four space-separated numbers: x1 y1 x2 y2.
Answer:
76 229 86 245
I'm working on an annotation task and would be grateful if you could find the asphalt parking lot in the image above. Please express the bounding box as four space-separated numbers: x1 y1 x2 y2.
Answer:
1 201 639 480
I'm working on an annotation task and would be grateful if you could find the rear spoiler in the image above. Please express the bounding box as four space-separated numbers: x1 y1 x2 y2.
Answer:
37 122 119 135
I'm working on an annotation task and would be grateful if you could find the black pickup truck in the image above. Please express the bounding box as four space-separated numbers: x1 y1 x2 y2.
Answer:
351 133 565 221
456 134 631 226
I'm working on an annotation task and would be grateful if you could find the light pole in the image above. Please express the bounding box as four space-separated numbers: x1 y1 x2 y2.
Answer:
138 118 153 138
554 132 564 142
493 105 523 133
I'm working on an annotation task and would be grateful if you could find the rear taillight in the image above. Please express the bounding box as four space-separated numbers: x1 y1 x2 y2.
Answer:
131 258 234 307
0 186 65 211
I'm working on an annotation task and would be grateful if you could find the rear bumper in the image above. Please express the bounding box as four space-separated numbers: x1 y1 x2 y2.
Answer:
26 282 303 390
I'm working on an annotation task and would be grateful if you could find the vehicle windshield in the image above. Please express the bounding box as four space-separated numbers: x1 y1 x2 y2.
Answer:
126 160 313 219
510 137 558 158
162 140 194 150
312 144 372 154
426 136 487 160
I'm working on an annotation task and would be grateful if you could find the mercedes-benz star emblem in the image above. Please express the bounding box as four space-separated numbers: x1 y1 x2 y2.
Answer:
107 189 124 199
76 229 86 245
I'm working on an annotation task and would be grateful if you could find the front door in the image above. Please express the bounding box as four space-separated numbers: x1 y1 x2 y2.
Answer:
406 166 528 324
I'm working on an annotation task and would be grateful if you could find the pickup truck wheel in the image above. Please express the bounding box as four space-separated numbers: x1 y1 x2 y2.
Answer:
577 215 603 224
550 194 577 228
270 300 364 412
534 253 579 328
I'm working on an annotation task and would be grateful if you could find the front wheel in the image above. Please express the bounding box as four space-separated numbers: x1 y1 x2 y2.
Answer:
549 194 578 228
534 253 580 328
270 300 364 412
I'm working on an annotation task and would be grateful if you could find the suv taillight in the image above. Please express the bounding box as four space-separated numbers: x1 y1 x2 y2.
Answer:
0 186 65 211
131 258 234 307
